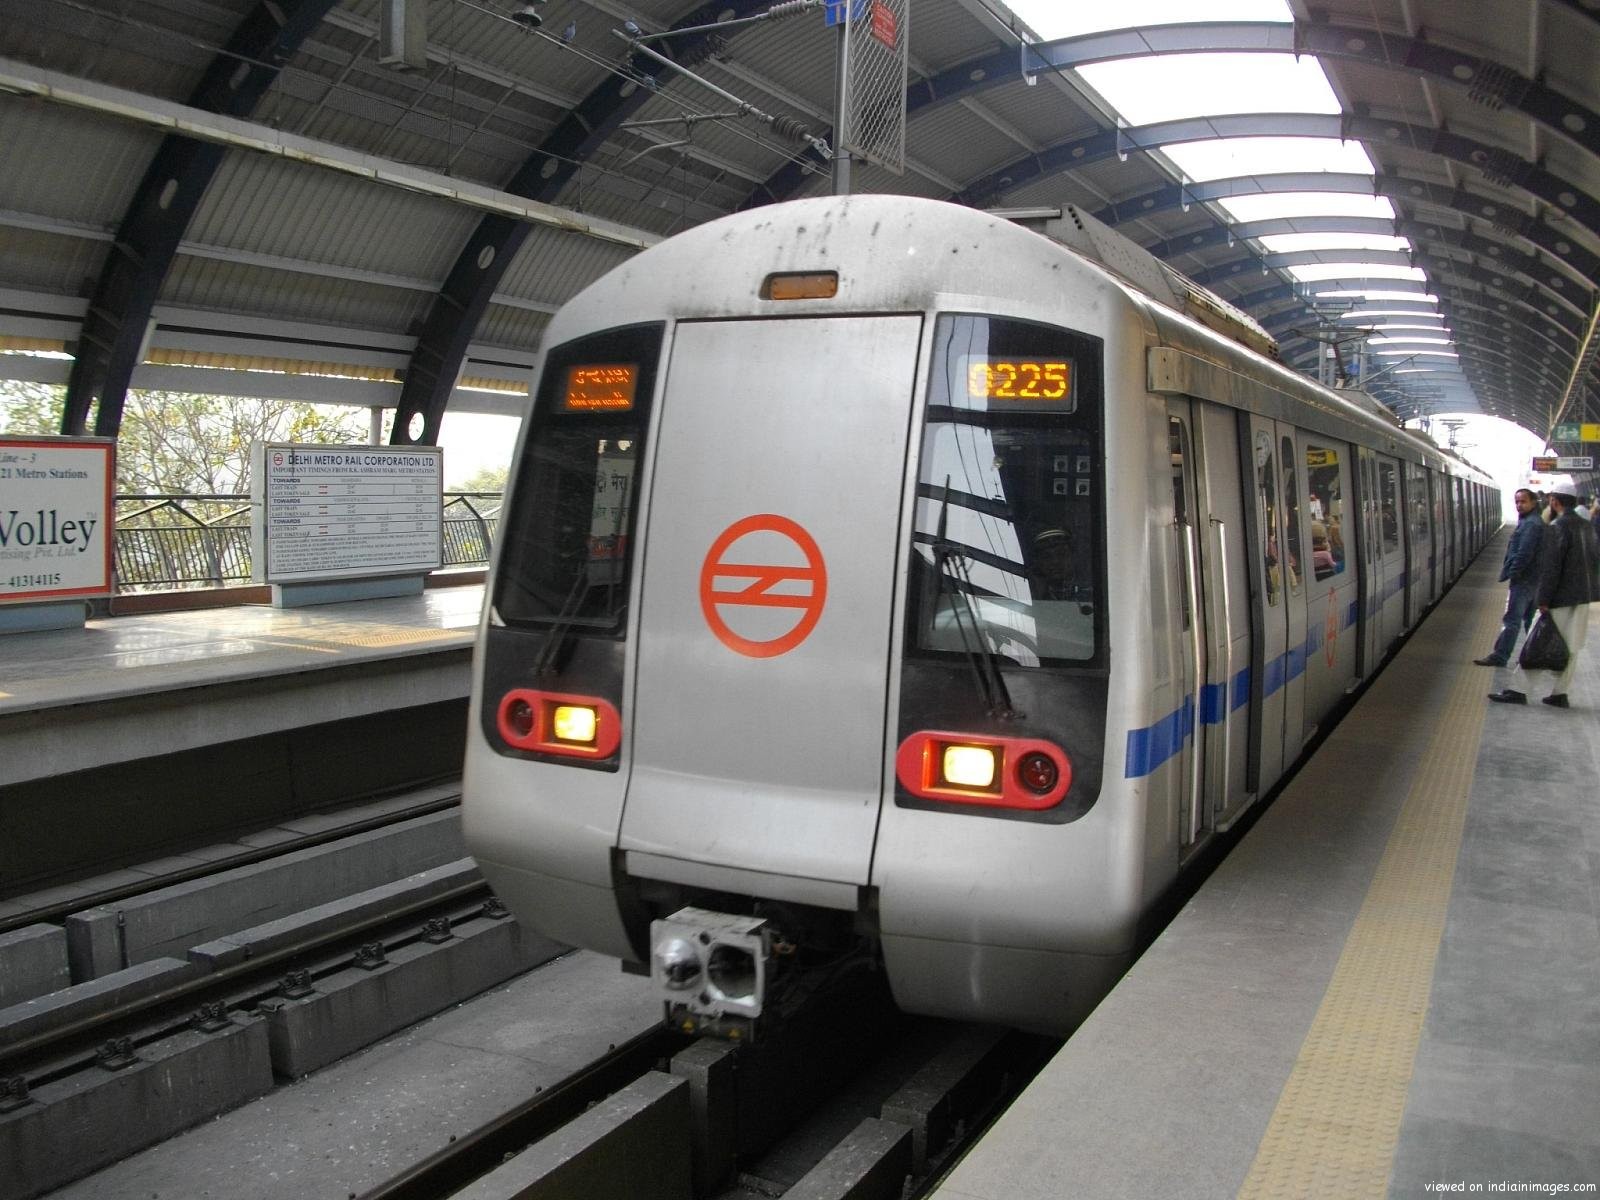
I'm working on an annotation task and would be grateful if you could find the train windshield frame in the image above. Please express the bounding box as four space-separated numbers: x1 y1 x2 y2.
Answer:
907 313 1107 670
491 323 664 632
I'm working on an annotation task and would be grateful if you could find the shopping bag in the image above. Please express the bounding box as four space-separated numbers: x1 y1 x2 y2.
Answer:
1518 613 1570 672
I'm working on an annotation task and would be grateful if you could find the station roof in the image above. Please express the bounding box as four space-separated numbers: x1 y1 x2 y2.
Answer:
0 0 1595 450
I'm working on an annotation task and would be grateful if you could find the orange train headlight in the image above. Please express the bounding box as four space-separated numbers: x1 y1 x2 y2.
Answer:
896 731 1071 810
496 689 621 760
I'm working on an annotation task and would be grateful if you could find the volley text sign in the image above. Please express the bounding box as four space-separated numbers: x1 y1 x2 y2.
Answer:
0 436 114 604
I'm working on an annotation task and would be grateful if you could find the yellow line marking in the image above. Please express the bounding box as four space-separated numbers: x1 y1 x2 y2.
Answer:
1236 588 1500 1199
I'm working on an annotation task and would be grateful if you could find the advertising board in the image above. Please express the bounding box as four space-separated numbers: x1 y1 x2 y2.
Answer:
0 436 114 605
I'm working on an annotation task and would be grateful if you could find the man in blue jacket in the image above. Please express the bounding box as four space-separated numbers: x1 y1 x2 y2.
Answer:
1490 481 1600 707
1474 488 1543 667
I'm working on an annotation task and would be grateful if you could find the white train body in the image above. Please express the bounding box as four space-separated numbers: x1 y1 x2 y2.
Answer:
464 196 1495 1035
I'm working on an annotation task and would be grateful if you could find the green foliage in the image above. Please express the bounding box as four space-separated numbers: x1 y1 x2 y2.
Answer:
456 464 508 494
0 380 367 494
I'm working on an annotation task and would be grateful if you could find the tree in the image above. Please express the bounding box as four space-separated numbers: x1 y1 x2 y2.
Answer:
0 380 367 494
457 464 508 494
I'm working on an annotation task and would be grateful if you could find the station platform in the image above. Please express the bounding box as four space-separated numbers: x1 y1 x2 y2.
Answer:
0 583 481 786
0 584 482 895
933 540 1600 1198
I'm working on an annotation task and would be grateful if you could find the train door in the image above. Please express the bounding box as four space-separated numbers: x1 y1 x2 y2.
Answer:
1166 407 1204 848
1241 415 1288 794
1179 399 1250 828
619 315 921 887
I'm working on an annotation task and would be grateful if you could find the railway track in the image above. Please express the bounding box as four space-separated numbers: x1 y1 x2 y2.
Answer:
0 777 462 937
355 971 1055 1200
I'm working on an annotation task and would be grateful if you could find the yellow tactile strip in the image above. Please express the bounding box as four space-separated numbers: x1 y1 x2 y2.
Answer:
303 628 466 649
1237 594 1500 1199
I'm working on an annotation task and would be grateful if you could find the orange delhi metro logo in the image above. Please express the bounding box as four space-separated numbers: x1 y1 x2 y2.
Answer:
699 514 828 658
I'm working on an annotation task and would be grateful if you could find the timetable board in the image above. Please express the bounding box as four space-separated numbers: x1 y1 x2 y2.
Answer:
253 443 443 583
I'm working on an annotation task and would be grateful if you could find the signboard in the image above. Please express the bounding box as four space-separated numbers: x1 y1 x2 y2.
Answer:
1532 456 1559 472
0 436 114 605
253 443 443 584
1552 422 1600 442
824 0 869 25
1556 456 1594 470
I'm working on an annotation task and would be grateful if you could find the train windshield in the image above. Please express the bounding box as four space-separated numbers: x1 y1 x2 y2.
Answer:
908 314 1104 668
492 323 663 630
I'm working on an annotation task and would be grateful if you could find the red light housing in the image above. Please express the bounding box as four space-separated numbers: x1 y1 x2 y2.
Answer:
895 731 1071 810
496 689 622 760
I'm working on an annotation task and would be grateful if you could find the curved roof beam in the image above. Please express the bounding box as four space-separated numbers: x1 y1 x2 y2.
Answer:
1147 213 1599 297
1414 255 1587 340
1190 243 1588 321
1280 268 1579 346
61 0 340 436
1266 304 1575 365
390 0 767 445
1145 184 1593 297
962 115 1600 242
746 17 1600 209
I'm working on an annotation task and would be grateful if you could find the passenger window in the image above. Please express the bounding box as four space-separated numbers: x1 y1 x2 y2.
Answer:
1378 460 1400 553
1281 435 1303 596
1254 429 1279 607
1170 417 1191 631
1305 443 1346 581
1408 464 1430 546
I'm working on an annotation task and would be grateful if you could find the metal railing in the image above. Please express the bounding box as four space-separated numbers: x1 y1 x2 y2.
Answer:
113 493 502 591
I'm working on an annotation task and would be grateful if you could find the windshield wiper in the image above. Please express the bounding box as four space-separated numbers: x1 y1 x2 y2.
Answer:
928 478 1021 721
532 470 632 678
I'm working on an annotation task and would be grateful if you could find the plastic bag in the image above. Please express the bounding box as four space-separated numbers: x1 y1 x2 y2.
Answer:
1519 613 1570 672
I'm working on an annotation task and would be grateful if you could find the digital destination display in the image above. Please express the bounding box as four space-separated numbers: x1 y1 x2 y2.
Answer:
964 358 1073 407
563 364 638 412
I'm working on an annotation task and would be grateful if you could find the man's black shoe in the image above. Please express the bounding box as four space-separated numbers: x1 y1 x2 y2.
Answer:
1487 690 1527 705
1541 694 1570 708
1473 656 1506 666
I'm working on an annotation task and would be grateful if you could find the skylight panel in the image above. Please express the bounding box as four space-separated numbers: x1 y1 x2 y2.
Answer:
1008 0 1291 40
1164 138 1372 184
1289 263 1428 283
1343 310 1446 321
1370 336 1454 346
1318 290 1439 303
1219 193 1397 223
1258 233 1412 254
1075 54 1339 126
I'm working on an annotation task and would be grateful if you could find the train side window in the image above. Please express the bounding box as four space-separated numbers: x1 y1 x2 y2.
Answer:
1305 443 1346 581
1254 429 1279 607
1408 463 1431 547
1280 435 1303 596
1378 459 1400 553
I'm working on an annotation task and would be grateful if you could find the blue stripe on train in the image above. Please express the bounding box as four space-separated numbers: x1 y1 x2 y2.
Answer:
1122 567 1420 779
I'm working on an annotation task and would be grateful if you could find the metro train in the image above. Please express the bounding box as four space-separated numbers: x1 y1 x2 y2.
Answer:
462 195 1497 1036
